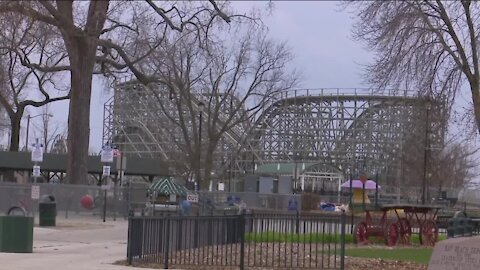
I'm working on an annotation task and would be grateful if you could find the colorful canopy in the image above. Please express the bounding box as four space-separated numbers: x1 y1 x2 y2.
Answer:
341 180 380 190
148 177 187 196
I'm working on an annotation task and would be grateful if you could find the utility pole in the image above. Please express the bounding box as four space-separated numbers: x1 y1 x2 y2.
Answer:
196 101 204 192
26 115 30 150
422 101 431 205
25 113 52 151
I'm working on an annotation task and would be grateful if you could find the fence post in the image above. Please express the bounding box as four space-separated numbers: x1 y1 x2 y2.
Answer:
127 217 132 265
194 213 199 248
350 212 354 234
164 217 170 269
340 210 346 270
240 213 245 270
296 210 300 234
103 188 107 222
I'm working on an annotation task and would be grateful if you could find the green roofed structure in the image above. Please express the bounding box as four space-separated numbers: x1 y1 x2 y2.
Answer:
148 177 187 196
255 162 344 193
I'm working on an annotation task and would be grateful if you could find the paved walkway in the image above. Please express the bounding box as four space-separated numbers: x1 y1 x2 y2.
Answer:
0 217 163 270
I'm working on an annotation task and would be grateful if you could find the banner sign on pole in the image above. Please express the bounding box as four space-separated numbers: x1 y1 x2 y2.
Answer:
103 165 111 176
31 185 40 200
31 143 44 162
32 165 41 177
101 144 114 163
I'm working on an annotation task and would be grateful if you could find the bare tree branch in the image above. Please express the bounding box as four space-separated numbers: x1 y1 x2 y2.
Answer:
349 1 480 135
136 24 297 187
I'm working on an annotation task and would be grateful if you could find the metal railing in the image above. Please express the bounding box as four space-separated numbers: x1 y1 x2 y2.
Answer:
127 211 347 269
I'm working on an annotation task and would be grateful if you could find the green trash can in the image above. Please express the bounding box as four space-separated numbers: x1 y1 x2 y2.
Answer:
39 195 56 227
0 215 34 253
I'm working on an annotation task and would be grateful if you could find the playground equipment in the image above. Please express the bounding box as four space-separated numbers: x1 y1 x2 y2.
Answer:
341 179 380 204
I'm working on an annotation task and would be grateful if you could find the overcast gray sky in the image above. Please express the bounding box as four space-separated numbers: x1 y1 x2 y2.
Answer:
238 1 372 88
23 1 371 152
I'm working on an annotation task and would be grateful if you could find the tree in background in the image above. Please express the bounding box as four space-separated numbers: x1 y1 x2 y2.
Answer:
348 1 480 135
0 106 8 148
430 139 479 198
0 1 233 184
0 11 69 152
139 23 298 188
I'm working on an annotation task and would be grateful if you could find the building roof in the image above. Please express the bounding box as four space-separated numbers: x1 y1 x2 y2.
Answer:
148 177 187 196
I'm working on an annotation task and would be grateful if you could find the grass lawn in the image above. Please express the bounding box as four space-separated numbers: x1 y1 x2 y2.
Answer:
245 232 446 245
245 232 444 265
345 247 433 264
245 232 355 244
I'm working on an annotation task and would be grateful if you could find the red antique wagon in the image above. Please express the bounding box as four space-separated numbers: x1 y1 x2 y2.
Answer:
353 204 442 246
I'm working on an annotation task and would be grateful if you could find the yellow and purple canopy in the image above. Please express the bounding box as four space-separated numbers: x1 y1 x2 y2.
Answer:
341 180 380 190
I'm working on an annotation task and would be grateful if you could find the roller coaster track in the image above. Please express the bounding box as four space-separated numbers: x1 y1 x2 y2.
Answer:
104 85 443 180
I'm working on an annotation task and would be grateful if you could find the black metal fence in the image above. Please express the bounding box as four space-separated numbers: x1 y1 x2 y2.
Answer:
127 212 346 269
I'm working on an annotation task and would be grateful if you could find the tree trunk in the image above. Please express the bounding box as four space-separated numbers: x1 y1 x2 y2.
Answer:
3 112 22 182
66 38 95 184
471 82 480 135
9 114 21 152
202 139 217 189
196 146 203 190
60 1 109 185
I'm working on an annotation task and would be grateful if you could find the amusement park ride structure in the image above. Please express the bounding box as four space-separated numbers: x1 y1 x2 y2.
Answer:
103 81 446 196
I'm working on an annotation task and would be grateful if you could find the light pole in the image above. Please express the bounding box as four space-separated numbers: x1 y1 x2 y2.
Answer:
196 101 205 191
25 113 53 150
422 101 431 205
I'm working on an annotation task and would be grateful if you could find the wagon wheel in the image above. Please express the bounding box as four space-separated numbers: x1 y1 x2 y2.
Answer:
397 218 412 245
353 222 369 245
384 222 399 247
419 220 439 246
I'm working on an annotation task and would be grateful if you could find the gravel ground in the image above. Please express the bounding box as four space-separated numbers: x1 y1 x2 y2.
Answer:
345 256 427 270
122 243 428 270
123 258 427 270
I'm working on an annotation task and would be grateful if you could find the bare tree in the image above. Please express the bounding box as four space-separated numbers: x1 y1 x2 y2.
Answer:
390 100 477 202
28 104 63 152
0 1 233 184
0 11 69 152
138 24 298 188
347 1 480 134
0 106 8 148
430 139 480 198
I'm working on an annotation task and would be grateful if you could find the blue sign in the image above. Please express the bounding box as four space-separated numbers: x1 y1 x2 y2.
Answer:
288 198 298 211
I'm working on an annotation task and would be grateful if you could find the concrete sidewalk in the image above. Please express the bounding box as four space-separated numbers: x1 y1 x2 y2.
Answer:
0 217 161 270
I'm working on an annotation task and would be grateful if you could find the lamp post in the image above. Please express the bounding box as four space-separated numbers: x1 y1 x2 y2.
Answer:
196 101 205 191
25 113 53 150
422 101 431 205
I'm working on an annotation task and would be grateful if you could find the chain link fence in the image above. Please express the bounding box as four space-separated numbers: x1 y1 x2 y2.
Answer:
0 183 306 219
0 182 133 220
